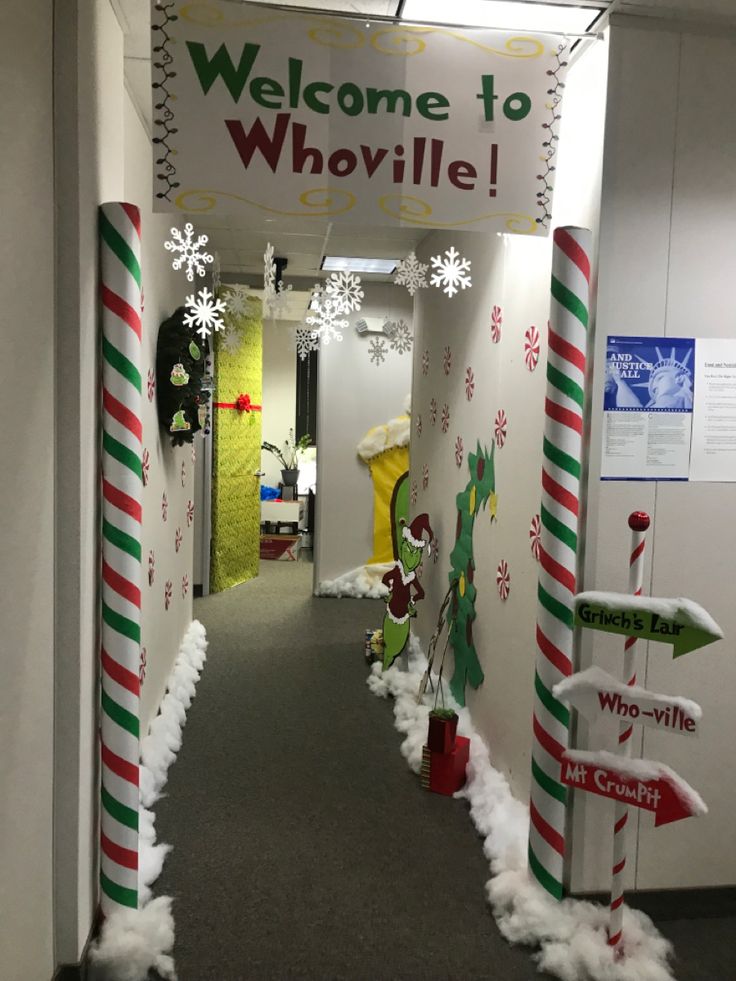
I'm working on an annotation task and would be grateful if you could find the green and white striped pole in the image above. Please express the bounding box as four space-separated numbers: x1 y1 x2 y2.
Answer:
99 202 143 915
529 226 591 900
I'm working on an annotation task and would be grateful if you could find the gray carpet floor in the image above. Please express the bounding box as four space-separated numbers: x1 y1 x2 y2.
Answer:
154 561 736 981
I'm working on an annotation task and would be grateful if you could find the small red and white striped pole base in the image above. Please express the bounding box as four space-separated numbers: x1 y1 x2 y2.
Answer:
609 510 650 948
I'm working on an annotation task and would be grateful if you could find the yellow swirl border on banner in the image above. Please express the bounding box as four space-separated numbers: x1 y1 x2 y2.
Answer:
307 20 365 49
174 187 357 218
378 194 539 234
179 2 284 28
368 29 544 59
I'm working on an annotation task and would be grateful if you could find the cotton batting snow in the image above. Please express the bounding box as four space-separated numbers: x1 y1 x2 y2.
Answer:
575 591 723 639
89 619 208 981
316 563 392 599
368 635 677 981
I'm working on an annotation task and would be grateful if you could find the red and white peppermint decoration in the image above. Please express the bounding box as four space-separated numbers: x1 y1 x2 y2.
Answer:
182 573 190 598
441 403 450 433
147 368 156 402
422 463 429 489
524 324 540 371
148 549 155 586
416 413 422 437
181 461 187 486
186 499 195 526
496 560 510 600
490 305 502 343
142 447 150 487
443 346 452 376
422 350 430 375
529 514 541 561
191 443 196 465
139 647 147 685
161 491 168 521
429 398 437 426
454 435 464 468
175 527 183 552
164 579 173 610
465 367 475 401
432 536 440 563
410 480 418 506
494 409 508 448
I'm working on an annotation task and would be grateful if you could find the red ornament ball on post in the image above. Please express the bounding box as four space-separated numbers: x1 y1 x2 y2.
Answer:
628 511 651 532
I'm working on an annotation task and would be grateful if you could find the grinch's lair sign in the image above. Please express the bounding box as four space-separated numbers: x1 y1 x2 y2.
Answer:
150 0 568 232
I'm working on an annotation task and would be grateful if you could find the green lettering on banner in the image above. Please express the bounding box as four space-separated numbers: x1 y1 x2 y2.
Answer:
250 76 285 109
416 91 450 120
303 81 333 114
186 41 261 102
366 88 412 117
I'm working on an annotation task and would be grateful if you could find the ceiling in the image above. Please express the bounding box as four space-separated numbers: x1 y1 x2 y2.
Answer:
116 0 736 283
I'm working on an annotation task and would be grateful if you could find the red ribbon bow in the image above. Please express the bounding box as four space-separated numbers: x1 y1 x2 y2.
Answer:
236 393 252 412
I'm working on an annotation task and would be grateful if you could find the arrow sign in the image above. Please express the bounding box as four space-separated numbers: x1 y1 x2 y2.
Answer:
574 591 723 657
561 750 707 827
554 667 702 737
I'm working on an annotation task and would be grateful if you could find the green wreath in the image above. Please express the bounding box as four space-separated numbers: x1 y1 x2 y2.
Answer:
155 306 209 446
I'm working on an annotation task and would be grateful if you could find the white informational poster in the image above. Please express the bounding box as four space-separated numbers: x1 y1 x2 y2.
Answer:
150 1 569 233
689 339 736 482
601 336 695 481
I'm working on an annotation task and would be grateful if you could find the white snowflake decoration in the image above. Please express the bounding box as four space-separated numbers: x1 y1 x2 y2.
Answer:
325 271 364 314
308 282 325 313
306 297 348 345
183 286 227 338
394 251 428 296
430 246 472 298
221 329 243 354
389 319 413 355
165 222 213 282
264 280 293 320
225 285 258 318
369 338 387 366
263 242 275 296
295 327 319 361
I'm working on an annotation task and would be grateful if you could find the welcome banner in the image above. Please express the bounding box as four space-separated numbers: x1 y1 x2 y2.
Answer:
151 1 569 234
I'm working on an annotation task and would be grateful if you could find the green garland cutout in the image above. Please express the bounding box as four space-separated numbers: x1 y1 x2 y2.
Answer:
448 441 496 706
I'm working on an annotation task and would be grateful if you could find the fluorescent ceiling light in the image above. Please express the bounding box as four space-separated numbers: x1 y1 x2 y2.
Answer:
401 1 602 34
321 256 399 274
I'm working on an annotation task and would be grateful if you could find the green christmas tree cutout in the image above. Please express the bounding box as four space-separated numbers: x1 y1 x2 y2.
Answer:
448 441 496 705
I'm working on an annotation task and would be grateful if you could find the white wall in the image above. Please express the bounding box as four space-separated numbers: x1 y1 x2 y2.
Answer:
261 322 298 487
573 17 736 892
0 2 55 978
315 283 413 583
409 36 608 822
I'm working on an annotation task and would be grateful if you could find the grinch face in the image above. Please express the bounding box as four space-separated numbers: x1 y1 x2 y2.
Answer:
400 538 424 572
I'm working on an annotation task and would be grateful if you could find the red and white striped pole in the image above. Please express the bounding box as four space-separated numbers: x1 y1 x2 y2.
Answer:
608 510 650 948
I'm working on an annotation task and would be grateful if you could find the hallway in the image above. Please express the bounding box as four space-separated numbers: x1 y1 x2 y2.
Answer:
154 562 545 980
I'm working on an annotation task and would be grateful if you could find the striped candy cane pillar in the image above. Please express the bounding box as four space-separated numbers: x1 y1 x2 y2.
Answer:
529 226 591 900
99 202 143 915
609 511 650 946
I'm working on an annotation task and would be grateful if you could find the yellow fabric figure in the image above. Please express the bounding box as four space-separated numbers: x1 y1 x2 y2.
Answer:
357 410 410 566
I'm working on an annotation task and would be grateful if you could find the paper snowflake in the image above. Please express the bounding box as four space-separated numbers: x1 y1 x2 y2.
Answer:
325 270 364 313
221 328 243 354
211 251 221 297
165 222 213 282
263 242 275 296
455 435 464 468
296 327 319 361
306 297 348 345
369 337 387 366
389 319 413 355
184 286 227 338
308 282 325 313
394 251 428 296
226 286 257 318
430 246 472 298
441 403 450 433
465 367 475 401
422 350 430 375
264 281 293 321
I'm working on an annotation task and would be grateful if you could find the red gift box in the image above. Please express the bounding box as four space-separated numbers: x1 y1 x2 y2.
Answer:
421 736 470 796
427 713 458 754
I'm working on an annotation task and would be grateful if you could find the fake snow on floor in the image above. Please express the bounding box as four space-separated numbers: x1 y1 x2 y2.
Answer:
316 563 391 599
89 619 208 981
367 637 676 981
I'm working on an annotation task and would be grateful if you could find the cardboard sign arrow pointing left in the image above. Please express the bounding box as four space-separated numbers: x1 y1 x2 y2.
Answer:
574 591 723 657
561 750 707 827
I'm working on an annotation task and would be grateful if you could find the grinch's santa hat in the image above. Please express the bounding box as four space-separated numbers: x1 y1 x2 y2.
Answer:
401 513 434 552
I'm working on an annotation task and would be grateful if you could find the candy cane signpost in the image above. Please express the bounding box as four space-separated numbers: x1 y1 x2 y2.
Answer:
555 515 723 952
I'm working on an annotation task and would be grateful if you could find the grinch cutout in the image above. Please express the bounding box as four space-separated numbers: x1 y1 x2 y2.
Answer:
381 513 433 670
170 408 191 432
170 362 189 386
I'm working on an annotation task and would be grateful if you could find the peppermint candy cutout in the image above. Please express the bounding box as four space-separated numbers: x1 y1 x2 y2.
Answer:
524 325 540 371
443 345 452 376
410 480 418 506
490 305 502 343
422 463 430 489
465 367 475 401
422 350 430 376
181 461 187 487
496 559 510 600
182 573 190 598
429 398 437 426
142 448 150 487
441 403 450 433
139 647 147 685
416 413 422 438
148 549 155 586
186 499 195 526
164 579 173 610
455 435 464 468
529 514 541 561
175 527 183 553
161 491 168 521
494 409 508 448
147 368 156 402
